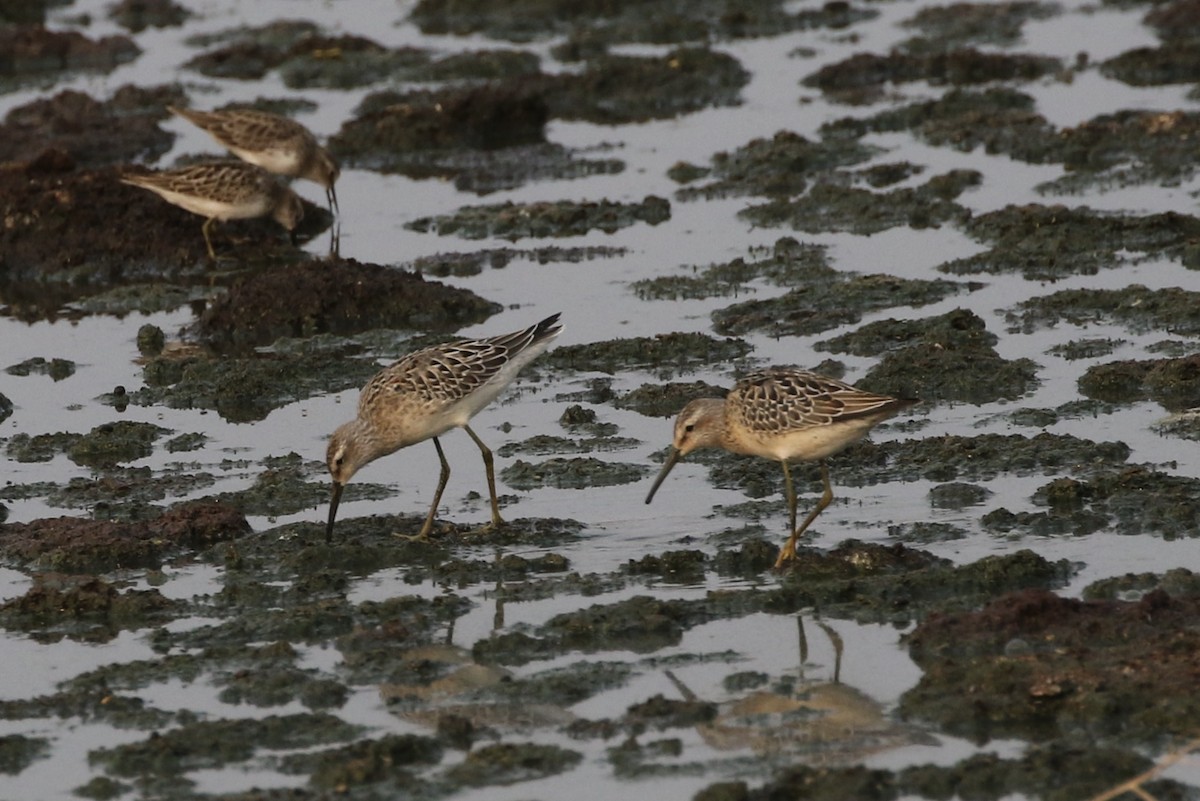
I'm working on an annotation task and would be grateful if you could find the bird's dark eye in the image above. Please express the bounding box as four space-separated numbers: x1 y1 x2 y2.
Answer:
684 424 695 433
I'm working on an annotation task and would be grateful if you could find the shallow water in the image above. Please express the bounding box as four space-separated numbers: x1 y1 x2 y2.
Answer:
3 0 1200 797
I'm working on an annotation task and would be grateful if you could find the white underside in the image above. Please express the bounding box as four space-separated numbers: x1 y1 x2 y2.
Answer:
746 416 881 462
149 187 269 221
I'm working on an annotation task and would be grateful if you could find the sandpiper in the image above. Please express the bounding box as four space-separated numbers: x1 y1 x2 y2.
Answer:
121 161 304 259
645 368 915 569
325 313 564 544
169 105 340 213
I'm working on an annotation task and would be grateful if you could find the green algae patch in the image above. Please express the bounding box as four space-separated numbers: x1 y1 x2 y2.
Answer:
804 47 1062 103
711 273 968 339
819 309 1039 404
739 174 975 235
615 380 728 418
672 131 878 201
1022 467 1200 540
413 244 627 278
89 713 361 776
445 742 582 787
204 452 332 518
1045 337 1126 361
546 332 751 375
5 431 81 463
1084 567 1200 602
825 86 1058 163
0 733 49 774
900 588 1200 745
0 574 180 642
899 1 1060 53
1007 285 1200 337
291 733 443 790
1154 409 1200 441
943 205 1200 280
411 0 874 44
0 502 250 573
633 237 833 302
5 356 76 380
408 195 670 240
497 434 640 457
501 457 649 490
476 547 1067 666
1078 354 1200 411
703 743 1186 801
67 421 171 468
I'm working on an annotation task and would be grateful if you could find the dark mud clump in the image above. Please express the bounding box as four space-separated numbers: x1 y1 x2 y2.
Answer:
0 86 182 168
332 84 549 161
408 195 670 240
0 153 327 319
108 0 192 32
819 308 1039 404
0 574 181 642
411 0 875 44
195 258 501 351
332 85 618 193
0 502 249 573
900 587 1200 745
1078 354 1200 411
1007 285 1200 337
739 170 977 236
0 25 140 89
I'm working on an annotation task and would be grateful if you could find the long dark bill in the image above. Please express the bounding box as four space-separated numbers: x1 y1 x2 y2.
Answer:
644 447 682 504
326 482 344 544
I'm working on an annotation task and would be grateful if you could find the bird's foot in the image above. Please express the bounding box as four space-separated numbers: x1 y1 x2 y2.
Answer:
773 541 799 570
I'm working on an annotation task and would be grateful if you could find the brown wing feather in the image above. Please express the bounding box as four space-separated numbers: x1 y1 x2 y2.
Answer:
730 369 903 434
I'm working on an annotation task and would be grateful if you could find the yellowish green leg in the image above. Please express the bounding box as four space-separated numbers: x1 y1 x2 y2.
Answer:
463 423 504 530
201 217 218 260
775 461 833 569
407 436 450 542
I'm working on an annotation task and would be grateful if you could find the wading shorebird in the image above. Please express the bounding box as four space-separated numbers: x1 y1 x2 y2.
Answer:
121 161 303 259
325 313 564 544
169 105 340 214
645 368 916 569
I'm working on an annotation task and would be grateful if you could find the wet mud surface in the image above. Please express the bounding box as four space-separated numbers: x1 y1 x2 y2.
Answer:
4 0 1200 799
